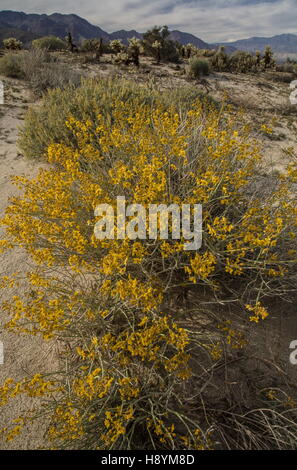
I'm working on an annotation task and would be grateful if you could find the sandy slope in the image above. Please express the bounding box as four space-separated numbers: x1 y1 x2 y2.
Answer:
0 78 57 449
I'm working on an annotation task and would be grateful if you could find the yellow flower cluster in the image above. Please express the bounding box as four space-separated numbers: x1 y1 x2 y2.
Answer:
185 251 217 283
218 321 247 349
101 406 134 447
246 302 269 323
100 315 190 376
47 403 84 441
73 368 114 401
0 375 61 407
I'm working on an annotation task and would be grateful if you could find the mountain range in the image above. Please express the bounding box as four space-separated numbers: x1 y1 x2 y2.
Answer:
0 10 211 49
0 11 110 44
0 10 296 58
221 34 297 54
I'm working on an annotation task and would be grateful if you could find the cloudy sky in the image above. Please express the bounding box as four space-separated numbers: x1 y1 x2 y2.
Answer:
0 0 296 42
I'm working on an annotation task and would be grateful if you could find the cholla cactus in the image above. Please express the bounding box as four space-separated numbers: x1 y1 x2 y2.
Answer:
112 51 130 65
109 39 124 54
66 32 74 51
186 43 193 58
96 38 104 59
128 37 142 66
3 37 23 50
119 52 130 65
211 45 229 71
66 32 78 53
255 50 261 67
152 40 162 63
230 51 255 73
264 46 274 69
185 43 200 59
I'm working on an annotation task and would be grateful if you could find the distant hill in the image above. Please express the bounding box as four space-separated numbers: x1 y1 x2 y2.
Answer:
211 43 237 54
0 26 39 46
109 30 143 45
0 10 211 49
220 33 297 54
168 30 210 49
0 10 109 43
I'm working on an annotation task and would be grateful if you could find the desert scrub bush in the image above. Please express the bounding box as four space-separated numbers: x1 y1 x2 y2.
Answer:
276 62 296 74
0 49 52 79
20 49 81 95
1 80 297 449
3 37 22 50
18 77 215 160
28 62 82 96
0 49 81 94
187 58 210 78
32 36 66 51
0 53 25 78
19 48 56 77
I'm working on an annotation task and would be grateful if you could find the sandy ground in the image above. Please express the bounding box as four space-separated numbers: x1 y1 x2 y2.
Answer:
0 78 58 449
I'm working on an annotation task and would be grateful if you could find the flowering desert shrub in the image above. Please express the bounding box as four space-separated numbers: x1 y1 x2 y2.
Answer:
18 78 212 160
0 79 297 449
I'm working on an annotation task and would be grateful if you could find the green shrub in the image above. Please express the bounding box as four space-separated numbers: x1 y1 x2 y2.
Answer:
18 78 214 160
188 58 210 78
32 36 66 51
0 53 24 78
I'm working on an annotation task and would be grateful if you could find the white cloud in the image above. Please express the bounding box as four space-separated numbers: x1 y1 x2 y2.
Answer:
0 0 296 42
